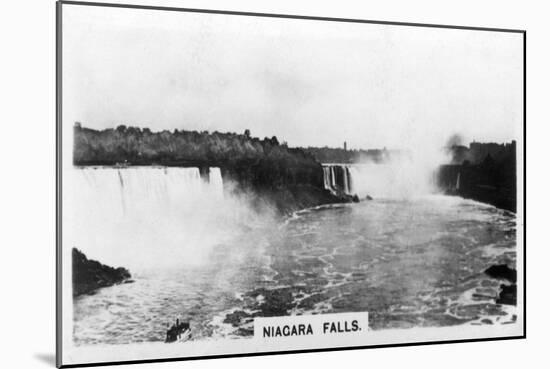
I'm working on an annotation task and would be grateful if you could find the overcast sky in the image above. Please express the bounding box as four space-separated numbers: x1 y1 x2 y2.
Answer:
62 5 523 150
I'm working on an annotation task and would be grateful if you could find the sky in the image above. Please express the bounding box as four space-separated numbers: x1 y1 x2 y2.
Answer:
62 4 523 150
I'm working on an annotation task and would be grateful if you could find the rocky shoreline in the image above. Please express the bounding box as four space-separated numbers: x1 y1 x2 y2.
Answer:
437 161 516 213
484 264 517 306
72 248 133 298
239 184 359 216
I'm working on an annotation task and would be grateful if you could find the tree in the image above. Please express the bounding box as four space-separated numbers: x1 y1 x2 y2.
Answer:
244 129 251 138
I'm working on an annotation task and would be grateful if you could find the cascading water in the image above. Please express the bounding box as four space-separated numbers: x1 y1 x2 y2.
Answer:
322 164 353 195
74 167 222 215
208 167 224 198
323 167 330 189
343 167 349 194
347 161 440 199
350 169 354 194
323 159 440 199
65 166 253 270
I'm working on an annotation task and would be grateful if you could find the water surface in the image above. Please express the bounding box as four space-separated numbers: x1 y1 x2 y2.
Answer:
73 195 516 345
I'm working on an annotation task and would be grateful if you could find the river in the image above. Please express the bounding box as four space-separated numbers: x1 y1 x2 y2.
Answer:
70 167 516 345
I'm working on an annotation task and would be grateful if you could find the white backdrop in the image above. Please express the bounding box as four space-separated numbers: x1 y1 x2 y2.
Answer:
0 0 546 368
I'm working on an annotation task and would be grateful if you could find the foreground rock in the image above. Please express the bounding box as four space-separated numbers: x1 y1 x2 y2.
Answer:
243 185 358 215
484 264 517 306
484 264 516 283
72 248 132 297
496 284 517 305
437 160 516 212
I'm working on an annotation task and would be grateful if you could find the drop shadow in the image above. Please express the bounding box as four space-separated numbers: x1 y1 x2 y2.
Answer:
34 353 56 366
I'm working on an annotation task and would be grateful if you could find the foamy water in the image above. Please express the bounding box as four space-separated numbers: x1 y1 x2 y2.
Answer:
73 192 516 345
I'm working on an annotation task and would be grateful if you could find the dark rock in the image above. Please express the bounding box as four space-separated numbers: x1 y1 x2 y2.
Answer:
483 264 517 305
249 185 354 216
248 287 297 316
72 248 131 297
198 166 210 181
436 141 516 213
484 264 516 283
365 195 373 200
234 327 254 336
297 293 325 310
223 310 253 327
496 284 516 305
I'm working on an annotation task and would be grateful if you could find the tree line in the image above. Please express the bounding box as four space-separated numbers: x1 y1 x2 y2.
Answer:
73 123 326 190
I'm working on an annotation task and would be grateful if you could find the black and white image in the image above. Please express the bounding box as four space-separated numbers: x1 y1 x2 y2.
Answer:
58 2 525 366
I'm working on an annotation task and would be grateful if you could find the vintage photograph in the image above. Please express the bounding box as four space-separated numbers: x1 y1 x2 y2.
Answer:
58 1 524 366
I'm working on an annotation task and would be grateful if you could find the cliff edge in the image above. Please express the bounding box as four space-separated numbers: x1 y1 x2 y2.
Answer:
72 248 132 297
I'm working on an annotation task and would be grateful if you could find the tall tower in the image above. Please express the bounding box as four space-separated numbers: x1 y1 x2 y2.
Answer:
344 141 347 151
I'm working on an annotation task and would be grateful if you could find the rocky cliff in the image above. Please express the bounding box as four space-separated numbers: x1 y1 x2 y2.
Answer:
72 248 132 297
437 142 517 212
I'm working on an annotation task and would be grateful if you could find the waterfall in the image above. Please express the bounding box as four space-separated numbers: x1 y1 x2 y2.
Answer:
455 172 461 191
323 166 331 189
323 165 332 190
323 161 437 198
344 163 394 198
322 164 353 195
342 160 438 199
343 167 352 194
209 167 224 198
348 167 354 193
66 166 238 270
73 167 223 216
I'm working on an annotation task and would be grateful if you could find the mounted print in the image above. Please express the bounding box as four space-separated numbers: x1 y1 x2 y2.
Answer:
56 1 525 367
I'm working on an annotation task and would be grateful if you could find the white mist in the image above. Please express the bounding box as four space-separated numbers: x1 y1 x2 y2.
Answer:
66 166 273 271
